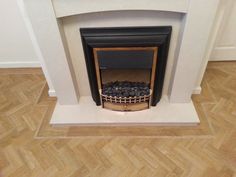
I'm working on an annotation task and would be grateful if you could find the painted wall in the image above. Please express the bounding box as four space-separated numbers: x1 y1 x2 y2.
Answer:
0 0 39 68
210 0 236 61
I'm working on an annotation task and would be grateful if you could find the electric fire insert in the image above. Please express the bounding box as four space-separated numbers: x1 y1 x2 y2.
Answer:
81 26 171 111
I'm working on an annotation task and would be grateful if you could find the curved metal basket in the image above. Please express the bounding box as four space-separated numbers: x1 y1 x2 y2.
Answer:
99 89 152 104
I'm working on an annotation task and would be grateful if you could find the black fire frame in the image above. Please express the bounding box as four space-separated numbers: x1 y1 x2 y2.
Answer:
80 26 172 106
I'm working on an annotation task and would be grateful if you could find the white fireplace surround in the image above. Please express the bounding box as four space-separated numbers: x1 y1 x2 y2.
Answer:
19 0 220 125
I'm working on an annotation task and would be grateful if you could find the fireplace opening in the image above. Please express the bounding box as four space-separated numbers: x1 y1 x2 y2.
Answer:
94 47 157 111
80 26 171 111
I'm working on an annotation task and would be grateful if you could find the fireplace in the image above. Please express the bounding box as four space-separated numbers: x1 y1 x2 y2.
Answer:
21 0 221 124
81 26 171 111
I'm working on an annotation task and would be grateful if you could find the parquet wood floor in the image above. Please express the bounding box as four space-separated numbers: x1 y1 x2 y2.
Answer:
0 62 236 177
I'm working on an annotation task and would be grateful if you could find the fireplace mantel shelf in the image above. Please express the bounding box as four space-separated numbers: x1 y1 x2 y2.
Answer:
52 0 189 18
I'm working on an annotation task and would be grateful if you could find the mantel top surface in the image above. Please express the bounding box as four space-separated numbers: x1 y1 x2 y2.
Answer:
52 0 189 18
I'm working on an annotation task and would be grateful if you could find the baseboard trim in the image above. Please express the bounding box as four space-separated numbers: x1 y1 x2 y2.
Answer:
192 86 202 95
0 61 41 68
48 89 56 97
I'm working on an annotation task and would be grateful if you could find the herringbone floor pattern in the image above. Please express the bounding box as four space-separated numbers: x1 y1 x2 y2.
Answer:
0 62 236 177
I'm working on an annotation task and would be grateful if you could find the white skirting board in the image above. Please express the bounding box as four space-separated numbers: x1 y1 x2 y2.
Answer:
0 61 41 68
192 86 202 95
48 89 56 97
50 96 200 125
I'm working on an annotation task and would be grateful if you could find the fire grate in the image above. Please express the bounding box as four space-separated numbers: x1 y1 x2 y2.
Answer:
100 89 152 104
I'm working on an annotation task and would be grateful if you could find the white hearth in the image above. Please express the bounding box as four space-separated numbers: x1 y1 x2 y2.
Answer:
51 96 199 125
20 0 220 125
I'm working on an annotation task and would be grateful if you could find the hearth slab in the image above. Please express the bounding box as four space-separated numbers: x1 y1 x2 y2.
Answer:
50 96 200 125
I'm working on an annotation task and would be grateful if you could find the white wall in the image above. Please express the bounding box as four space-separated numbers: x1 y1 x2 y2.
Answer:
0 0 39 68
210 0 236 61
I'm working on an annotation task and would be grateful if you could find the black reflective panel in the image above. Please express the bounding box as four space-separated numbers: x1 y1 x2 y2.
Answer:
97 50 154 69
